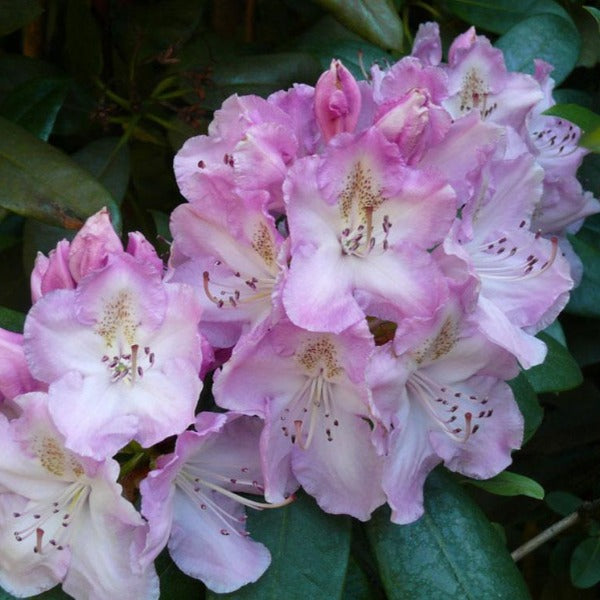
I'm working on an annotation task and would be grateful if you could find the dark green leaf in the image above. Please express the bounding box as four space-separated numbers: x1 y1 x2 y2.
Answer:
0 116 120 230
508 372 543 442
156 549 204 598
567 235 600 318
563 315 600 367
22 219 75 277
495 14 580 85
0 55 60 101
366 469 531 600
0 77 70 141
342 554 377 600
207 492 351 599
444 0 571 35
0 0 43 37
523 332 583 393
584 6 600 30
312 0 402 51
546 490 583 516
65 0 103 83
570 537 600 588
72 138 130 205
0 306 25 332
465 471 545 500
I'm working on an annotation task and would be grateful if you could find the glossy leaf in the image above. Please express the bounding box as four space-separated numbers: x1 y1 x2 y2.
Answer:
567 235 600 318
0 306 25 333
508 372 543 443
366 469 531 600
0 116 120 230
312 0 402 51
570 537 600 588
495 14 580 85
465 471 545 500
0 77 70 141
524 332 583 393
0 0 43 37
71 138 130 205
207 492 351 599
444 0 571 35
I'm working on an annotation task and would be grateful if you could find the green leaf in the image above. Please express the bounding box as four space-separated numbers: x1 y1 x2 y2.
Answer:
0 55 60 101
444 0 571 35
207 492 351 599
0 77 70 141
0 306 25 332
495 14 580 85
523 332 583 393
545 491 583 516
584 6 600 30
366 469 531 600
0 116 120 230
508 372 543 442
570 537 600 588
312 0 402 51
0 0 43 37
567 235 600 318
465 471 545 500
71 138 130 205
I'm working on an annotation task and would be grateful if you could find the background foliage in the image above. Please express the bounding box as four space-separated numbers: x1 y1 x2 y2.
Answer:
0 0 599 598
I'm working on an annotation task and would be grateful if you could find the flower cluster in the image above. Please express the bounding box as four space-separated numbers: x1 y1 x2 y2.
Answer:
0 22 597 599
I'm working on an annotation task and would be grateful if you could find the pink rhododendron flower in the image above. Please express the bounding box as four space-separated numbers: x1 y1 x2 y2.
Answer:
0 393 158 599
369 298 523 524
214 318 386 521
136 412 284 593
24 250 204 459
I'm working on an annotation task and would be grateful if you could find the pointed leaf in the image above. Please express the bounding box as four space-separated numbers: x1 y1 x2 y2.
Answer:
524 332 583 393
0 116 120 230
0 306 25 333
312 0 402 51
546 491 583 517
366 469 531 600
207 492 351 599
465 471 545 500
0 77 70 141
584 6 600 30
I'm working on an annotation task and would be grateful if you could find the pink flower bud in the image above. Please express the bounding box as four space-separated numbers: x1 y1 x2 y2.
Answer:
314 59 361 142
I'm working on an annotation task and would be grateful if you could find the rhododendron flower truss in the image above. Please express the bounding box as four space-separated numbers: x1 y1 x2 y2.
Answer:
0 393 158 600
282 128 455 334
137 412 287 594
214 318 386 521
169 183 286 348
24 252 204 459
369 304 523 525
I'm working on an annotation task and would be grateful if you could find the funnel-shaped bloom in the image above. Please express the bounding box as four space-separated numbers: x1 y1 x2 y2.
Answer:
0 393 158 599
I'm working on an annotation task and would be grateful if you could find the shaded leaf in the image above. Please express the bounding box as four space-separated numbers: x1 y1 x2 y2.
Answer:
0 306 25 333
0 77 70 141
584 6 600 30
465 471 545 500
546 491 583 517
207 492 351 600
566 235 600 318
0 0 43 37
571 537 600 588
508 372 543 443
156 549 204 598
0 585 71 599
444 0 571 35
366 469 531 600
495 14 580 85
312 0 402 51
0 116 120 230
524 332 583 393
0 55 60 101
72 138 130 204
